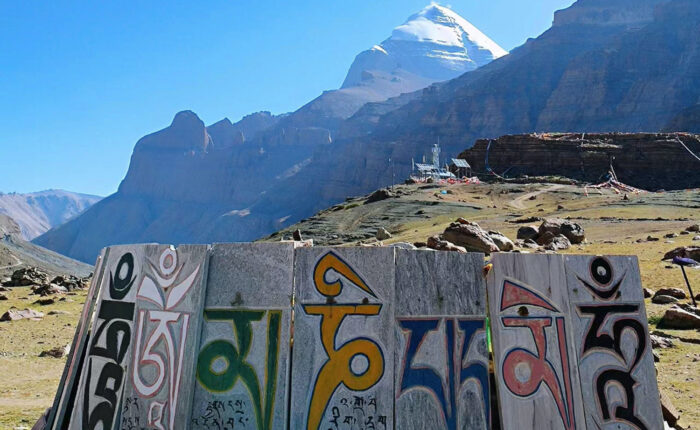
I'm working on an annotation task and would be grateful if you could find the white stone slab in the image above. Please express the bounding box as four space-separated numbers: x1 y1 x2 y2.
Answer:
189 243 294 430
564 255 663 430
290 247 395 430
394 251 490 430
118 244 210 430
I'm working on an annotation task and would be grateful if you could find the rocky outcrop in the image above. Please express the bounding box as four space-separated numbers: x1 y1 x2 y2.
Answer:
459 133 700 191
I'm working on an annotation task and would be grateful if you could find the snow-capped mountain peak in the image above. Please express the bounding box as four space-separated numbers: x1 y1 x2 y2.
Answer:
342 3 507 89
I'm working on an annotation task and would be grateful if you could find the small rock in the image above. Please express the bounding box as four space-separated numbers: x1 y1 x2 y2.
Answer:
488 231 514 252
389 242 417 250
693 235 700 241
650 334 675 349
34 298 56 306
660 390 681 427
658 306 700 329
39 345 69 359
47 310 70 316
652 295 679 305
413 241 427 248
292 229 303 241
647 236 660 242
0 308 45 322
376 227 392 241
622 193 629 201
365 188 394 204
557 204 565 210
0 293 7 301
517 225 539 241
426 235 467 253
664 233 678 239
686 224 700 232
643 288 653 298
680 230 690 235
663 246 700 261
655 288 686 300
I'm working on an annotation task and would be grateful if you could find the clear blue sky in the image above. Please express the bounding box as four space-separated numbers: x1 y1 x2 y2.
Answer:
0 0 574 196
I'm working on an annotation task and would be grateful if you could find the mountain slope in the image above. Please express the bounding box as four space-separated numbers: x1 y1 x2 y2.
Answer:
35 0 700 263
0 190 101 240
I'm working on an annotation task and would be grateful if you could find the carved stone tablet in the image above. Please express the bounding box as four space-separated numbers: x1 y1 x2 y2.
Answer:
290 247 395 430
119 244 210 430
487 253 586 430
564 255 663 429
68 245 145 430
190 243 294 430
394 250 490 430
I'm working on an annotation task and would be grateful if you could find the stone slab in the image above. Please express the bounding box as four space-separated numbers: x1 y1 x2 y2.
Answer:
190 243 294 430
118 244 210 430
394 250 490 430
487 253 586 430
564 255 663 429
290 247 395 430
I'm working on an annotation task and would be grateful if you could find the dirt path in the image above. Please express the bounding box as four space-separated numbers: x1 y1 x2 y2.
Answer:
0 254 21 271
509 184 564 209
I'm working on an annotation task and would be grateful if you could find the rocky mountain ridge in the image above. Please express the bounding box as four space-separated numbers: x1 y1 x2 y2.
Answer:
0 190 101 240
35 0 700 263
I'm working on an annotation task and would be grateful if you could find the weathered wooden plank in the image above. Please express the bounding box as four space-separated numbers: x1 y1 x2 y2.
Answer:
189 243 294 429
487 253 586 430
564 255 663 429
394 250 490 430
49 248 109 430
118 244 210 430
290 247 395 430
68 245 145 430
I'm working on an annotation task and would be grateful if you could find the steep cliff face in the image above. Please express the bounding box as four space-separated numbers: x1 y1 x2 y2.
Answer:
459 133 700 190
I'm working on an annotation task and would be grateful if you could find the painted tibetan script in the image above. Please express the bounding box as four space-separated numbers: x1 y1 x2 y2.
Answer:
565 256 663 430
120 245 208 430
291 248 394 430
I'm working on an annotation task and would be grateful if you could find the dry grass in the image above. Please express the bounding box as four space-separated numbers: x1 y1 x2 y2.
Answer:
1 183 698 427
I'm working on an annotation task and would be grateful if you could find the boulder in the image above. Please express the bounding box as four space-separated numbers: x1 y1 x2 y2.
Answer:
545 235 571 251
365 188 394 204
686 224 700 232
652 295 679 305
442 222 499 254
376 227 392 241
517 225 539 241
488 231 514 252
427 235 467 253
539 218 585 244
0 308 45 322
654 288 687 300
5 267 49 287
536 231 557 246
658 306 700 329
662 246 700 261
650 334 675 349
